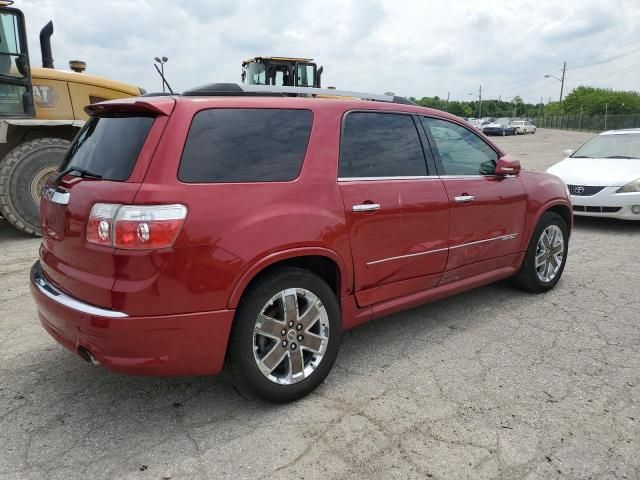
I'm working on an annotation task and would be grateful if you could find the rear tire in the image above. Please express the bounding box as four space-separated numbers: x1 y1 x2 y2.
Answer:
513 212 568 293
228 267 342 402
0 138 70 236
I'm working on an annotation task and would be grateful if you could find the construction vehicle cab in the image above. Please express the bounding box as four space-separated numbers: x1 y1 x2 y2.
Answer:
242 57 323 88
0 2 142 236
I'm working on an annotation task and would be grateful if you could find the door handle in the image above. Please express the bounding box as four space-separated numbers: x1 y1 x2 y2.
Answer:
352 203 381 212
454 195 475 203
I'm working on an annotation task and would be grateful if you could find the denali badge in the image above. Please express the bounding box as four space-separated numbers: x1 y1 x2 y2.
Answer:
41 187 70 205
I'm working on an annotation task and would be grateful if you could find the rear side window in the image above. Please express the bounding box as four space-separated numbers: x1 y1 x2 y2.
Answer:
61 115 154 181
179 109 313 183
339 112 427 178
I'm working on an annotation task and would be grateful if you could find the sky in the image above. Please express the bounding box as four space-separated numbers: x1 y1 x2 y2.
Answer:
17 0 640 104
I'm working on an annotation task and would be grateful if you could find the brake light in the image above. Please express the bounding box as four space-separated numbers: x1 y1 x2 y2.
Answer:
86 203 187 249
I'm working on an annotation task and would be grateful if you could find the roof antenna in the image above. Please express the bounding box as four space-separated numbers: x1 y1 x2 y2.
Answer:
153 56 173 94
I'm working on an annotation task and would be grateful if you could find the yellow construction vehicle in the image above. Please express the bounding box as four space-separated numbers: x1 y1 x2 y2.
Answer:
0 2 143 235
242 57 323 88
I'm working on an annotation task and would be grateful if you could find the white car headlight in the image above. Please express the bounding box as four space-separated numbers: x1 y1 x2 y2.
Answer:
616 178 640 193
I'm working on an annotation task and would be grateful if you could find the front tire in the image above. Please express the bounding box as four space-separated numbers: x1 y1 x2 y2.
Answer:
228 267 342 402
513 212 568 293
0 138 70 236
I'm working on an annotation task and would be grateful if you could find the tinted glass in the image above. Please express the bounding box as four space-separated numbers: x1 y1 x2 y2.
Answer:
60 116 154 181
340 112 427 177
421 117 498 175
179 109 313 182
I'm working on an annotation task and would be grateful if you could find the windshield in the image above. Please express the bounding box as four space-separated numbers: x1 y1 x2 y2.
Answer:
571 133 640 159
245 62 267 85
60 115 155 181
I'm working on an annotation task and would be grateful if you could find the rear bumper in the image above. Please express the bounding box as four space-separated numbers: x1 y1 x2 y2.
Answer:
30 261 235 376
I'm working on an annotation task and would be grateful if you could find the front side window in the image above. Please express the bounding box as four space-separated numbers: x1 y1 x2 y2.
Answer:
421 117 498 175
339 112 427 178
179 109 313 183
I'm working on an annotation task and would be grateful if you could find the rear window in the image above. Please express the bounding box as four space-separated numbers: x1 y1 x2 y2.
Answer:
178 108 313 183
339 112 427 178
60 115 154 181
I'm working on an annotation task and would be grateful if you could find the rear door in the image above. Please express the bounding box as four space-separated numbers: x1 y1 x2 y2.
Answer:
40 106 169 308
420 116 526 283
338 111 449 307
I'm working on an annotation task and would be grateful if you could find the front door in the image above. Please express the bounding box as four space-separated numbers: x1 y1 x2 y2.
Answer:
420 117 527 283
338 111 450 307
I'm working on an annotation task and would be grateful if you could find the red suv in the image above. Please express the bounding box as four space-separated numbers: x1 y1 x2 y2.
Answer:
31 85 571 402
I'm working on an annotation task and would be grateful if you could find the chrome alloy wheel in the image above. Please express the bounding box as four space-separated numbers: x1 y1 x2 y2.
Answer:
535 225 564 283
253 288 329 385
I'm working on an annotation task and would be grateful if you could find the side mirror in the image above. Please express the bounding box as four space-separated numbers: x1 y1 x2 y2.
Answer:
563 149 573 157
495 156 521 176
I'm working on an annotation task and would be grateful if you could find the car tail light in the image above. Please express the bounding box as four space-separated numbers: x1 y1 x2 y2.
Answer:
87 203 187 249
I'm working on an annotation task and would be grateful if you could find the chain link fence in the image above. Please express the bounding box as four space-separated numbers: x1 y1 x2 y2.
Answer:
530 114 640 132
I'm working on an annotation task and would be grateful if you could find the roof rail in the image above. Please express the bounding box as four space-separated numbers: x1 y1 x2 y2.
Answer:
182 83 416 105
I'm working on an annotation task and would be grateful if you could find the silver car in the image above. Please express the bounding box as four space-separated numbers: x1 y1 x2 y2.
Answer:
510 120 537 135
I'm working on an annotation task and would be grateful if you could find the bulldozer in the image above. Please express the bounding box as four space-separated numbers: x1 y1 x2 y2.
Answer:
241 57 323 88
0 1 143 235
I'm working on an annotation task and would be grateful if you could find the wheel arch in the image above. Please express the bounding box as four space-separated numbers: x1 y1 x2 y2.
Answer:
546 203 572 232
0 123 80 158
227 247 349 310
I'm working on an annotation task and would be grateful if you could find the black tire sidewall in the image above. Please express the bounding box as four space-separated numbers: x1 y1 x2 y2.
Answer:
228 268 342 402
1 139 70 234
522 212 569 291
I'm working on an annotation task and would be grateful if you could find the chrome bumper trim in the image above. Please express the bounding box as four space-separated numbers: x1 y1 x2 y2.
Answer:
31 261 128 318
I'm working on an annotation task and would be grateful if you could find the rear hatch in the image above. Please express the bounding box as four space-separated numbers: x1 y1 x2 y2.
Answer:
39 98 174 309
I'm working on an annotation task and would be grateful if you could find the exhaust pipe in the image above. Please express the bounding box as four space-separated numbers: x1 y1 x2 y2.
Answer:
39 21 54 69
77 346 101 367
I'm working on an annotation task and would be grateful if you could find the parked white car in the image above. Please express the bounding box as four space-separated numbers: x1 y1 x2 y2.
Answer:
510 120 537 134
547 129 640 220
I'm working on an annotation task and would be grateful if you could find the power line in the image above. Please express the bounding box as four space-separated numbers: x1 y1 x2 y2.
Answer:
570 62 640 81
568 45 640 70
567 36 640 67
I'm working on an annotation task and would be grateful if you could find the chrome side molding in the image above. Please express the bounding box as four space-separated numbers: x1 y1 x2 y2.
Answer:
367 233 519 266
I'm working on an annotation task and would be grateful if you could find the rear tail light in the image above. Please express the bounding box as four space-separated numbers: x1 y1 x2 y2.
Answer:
87 203 187 249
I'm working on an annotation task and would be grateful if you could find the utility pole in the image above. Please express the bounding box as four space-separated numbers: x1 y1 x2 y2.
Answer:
539 96 543 117
605 103 608 130
559 61 566 111
446 92 450 112
478 85 482 118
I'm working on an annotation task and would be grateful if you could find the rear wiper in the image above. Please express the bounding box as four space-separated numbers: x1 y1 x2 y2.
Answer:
54 167 102 184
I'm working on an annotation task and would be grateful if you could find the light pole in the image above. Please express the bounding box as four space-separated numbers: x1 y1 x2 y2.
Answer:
154 56 168 93
545 61 566 111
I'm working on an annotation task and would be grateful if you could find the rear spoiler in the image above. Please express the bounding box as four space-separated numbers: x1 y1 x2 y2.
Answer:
84 97 175 117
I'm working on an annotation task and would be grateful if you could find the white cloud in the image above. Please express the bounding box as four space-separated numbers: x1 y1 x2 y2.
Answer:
17 0 640 103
